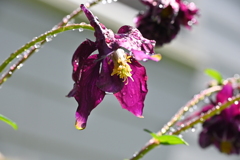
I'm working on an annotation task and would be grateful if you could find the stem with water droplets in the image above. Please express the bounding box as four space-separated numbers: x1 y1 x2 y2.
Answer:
0 0 102 85
128 85 237 160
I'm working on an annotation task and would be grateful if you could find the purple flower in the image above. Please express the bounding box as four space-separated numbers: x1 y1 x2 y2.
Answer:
134 0 198 46
67 4 161 130
189 83 240 154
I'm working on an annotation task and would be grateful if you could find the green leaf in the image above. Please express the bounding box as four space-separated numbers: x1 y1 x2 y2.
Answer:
144 129 188 145
204 68 223 84
0 114 18 130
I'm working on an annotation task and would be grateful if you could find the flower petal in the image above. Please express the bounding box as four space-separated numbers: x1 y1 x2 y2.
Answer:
67 55 105 130
114 59 148 117
96 58 124 93
131 50 161 62
216 83 233 103
199 129 212 148
71 39 97 82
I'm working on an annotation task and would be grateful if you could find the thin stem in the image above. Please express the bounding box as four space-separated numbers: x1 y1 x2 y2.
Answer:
129 85 222 160
0 0 102 85
171 95 240 135
157 85 222 136
0 24 93 85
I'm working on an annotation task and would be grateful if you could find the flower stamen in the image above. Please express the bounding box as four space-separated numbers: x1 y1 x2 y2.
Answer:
111 49 133 82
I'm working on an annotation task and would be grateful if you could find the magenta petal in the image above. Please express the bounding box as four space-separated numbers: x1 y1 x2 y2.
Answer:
71 39 97 82
114 60 148 117
199 130 212 148
132 50 160 62
216 83 233 103
68 55 105 130
96 58 124 93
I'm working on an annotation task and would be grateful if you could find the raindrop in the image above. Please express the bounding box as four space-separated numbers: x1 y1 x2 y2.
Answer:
187 20 193 26
193 105 198 110
228 97 232 101
107 0 112 3
191 127 196 132
180 124 185 128
102 0 107 4
183 107 188 111
170 127 175 132
67 18 75 25
178 134 183 138
80 22 86 25
79 28 84 32
234 101 239 105
16 55 23 59
34 42 41 48
46 35 53 42
8 71 12 75
63 15 71 23
122 92 126 96
189 108 193 112
159 4 163 8
17 63 24 69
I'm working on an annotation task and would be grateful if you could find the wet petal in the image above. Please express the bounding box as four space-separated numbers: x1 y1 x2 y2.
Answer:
114 59 147 117
131 50 161 62
199 129 212 148
68 55 105 130
71 39 97 82
216 83 233 103
96 58 124 93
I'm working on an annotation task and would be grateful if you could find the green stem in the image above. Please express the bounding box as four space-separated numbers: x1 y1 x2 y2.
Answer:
0 24 93 85
128 85 224 160
172 95 240 135
0 0 102 85
157 85 222 136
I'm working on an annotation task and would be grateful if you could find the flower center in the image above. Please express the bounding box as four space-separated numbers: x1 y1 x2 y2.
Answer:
220 141 233 154
111 49 133 82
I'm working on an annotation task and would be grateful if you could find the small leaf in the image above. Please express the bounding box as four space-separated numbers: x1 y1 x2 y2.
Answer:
204 69 223 84
155 135 188 145
144 129 188 145
0 114 18 130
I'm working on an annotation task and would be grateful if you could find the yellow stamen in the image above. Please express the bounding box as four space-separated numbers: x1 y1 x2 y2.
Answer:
220 141 232 154
111 49 133 82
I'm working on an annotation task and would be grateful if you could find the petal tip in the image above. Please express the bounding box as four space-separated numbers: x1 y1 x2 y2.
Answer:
151 54 162 61
75 121 86 130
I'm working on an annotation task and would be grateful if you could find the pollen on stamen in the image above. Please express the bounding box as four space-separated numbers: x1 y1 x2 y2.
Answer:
110 49 134 82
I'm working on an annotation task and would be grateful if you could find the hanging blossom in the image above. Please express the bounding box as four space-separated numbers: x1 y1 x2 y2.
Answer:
67 4 161 130
134 0 199 46
181 83 240 154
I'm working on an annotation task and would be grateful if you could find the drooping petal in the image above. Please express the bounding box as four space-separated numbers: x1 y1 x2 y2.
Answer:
114 59 148 117
131 50 161 62
67 55 105 130
80 4 114 57
71 39 97 82
199 129 212 148
96 58 124 93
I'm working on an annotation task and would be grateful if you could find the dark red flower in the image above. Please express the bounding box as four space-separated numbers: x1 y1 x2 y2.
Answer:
67 4 161 130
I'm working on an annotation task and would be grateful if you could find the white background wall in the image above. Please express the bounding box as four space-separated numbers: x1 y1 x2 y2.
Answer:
0 0 239 160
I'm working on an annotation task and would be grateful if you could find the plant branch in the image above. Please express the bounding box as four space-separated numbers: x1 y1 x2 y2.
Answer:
0 0 102 85
129 85 222 160
0 24 93 85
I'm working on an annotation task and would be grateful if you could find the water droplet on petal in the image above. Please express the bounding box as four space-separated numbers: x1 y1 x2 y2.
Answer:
122 92 126 96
